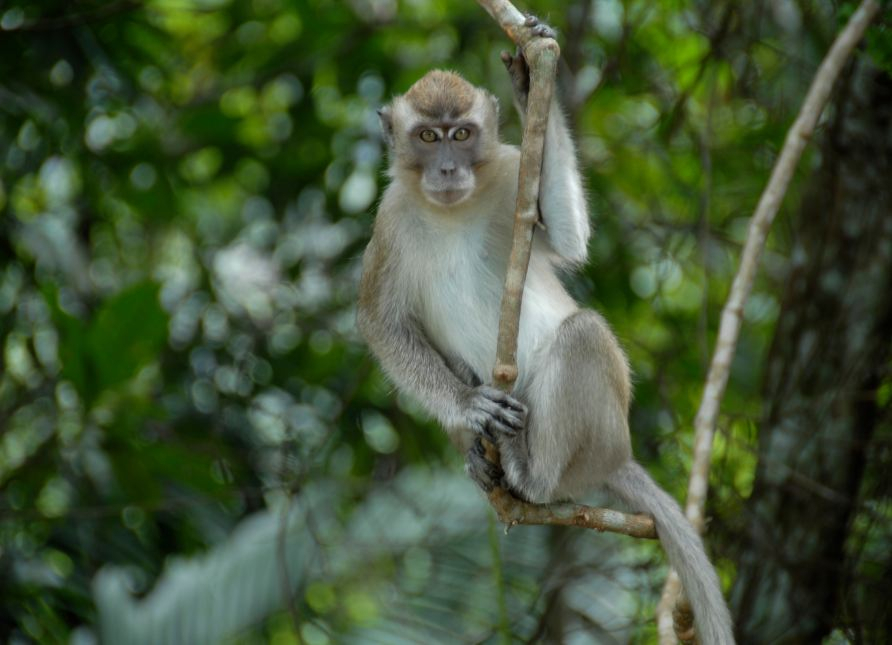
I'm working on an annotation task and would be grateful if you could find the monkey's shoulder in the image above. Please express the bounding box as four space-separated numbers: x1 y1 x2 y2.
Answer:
481 143 521 187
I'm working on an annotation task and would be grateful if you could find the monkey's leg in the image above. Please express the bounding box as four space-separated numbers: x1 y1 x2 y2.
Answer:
499 310 632 503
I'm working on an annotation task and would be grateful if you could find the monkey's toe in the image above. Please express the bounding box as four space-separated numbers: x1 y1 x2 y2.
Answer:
466 439 503 493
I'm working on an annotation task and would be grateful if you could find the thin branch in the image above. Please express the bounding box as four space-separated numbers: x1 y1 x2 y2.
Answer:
473 0 655 539
489 489 657 539
658 1 882 641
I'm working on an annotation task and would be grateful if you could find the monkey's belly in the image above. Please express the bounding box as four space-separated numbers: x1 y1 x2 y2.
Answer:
422 282 500 382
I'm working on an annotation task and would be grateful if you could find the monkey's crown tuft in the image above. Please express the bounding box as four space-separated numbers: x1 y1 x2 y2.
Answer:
404 70 477 119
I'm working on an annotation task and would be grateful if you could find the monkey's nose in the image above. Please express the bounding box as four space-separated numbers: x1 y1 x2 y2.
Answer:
440 163 456 176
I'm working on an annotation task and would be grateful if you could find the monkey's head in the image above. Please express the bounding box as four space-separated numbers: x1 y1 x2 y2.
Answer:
378 70 500 207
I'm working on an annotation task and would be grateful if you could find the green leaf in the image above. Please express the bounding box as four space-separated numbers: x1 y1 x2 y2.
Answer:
87 281 168 395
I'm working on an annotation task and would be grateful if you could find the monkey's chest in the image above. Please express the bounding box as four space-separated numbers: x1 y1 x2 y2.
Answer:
415 241 565 385
417 245 502 381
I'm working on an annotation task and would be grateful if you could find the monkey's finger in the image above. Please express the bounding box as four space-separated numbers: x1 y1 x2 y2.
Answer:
500 396 527 415
485 406 525 431
475 405 514 435
481 387 528 416
483 461 503 481
486 413 520 437
466 448 503 491
533 24 557 39
471 437 502 469
500 49 527 72
472 418 499 443
497 412 524 432
487 399 524 427
476 394 522 424
466 458 494 492
479 385 522 407
524 14 557 40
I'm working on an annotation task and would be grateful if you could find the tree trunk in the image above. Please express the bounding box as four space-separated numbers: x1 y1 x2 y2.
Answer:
730 59 892 643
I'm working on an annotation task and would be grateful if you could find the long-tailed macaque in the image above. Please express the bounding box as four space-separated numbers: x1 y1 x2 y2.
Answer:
357 26 734 644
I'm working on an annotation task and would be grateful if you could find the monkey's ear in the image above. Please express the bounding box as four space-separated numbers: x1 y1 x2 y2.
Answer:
487 93 500 121
377 106 394 148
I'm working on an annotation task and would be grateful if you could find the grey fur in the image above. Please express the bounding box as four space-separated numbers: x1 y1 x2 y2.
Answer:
358 63 734 644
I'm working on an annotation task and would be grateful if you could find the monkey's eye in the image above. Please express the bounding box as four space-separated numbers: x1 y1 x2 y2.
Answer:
453 127 471 141
419 129 438 143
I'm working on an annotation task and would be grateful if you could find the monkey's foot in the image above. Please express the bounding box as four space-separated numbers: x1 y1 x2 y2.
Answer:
466 438 504 493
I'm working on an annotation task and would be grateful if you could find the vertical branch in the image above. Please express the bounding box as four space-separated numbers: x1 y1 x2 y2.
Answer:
492 41 559 393
658 0 881 641
474 0 560 504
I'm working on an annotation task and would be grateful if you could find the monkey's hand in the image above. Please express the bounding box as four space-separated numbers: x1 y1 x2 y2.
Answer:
500 16 557 113
466 437 504 493
460 385 527 442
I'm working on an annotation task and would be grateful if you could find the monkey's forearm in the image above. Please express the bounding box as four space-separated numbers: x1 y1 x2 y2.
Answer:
538 105 590 263
360 313 469 427
359 309 527 446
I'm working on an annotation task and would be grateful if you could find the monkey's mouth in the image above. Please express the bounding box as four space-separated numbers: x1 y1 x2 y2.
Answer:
426 188 471 206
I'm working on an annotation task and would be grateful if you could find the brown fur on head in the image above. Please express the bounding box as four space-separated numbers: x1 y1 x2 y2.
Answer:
404 70 477 119
378 70 500 152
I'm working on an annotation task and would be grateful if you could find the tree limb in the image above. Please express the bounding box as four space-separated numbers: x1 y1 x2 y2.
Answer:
489 488 657 539
474 0 656 539
658 1 881 641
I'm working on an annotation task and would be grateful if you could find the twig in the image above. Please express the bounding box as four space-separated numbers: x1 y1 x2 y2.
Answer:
657 1 882 641
489 490 657 539
473 0 655 539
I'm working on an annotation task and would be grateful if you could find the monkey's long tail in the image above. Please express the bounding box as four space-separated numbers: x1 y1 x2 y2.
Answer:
604 461 735 645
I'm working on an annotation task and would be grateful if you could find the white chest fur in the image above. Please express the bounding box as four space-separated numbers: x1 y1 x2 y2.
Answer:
404 211 575 386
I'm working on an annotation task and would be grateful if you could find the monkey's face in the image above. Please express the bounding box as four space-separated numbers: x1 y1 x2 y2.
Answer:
410 122 480 206
378 70 500 209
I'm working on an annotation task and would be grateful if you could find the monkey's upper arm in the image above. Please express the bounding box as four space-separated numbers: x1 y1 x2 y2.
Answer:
356 236 385 341
357 232 471 426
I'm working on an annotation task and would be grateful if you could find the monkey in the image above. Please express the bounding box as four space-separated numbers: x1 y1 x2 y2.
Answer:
357 23 734 645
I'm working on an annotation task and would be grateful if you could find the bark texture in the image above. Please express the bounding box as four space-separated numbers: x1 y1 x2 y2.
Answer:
730 60 892 643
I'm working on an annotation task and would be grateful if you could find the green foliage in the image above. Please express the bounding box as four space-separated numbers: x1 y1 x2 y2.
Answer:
0 0 881 642
46 281 168 406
